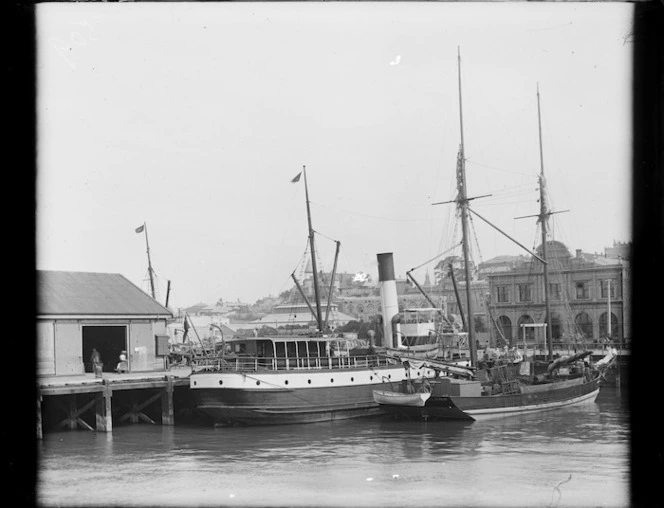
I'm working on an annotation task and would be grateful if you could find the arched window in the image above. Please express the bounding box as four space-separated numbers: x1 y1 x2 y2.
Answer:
599 312 620 340
575 312 593 339
496 316 512 346
517 315 535 342
357 304 364 314
366 304 375 315
347 304 354 315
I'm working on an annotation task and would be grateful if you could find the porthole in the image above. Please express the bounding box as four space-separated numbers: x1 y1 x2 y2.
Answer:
308 379 312 384
351 377 354 382
218 380 223 385
256 381 261 386
331 378 334 383
388 375 391 379
285 380 289 385
193 381 197 386
370 376 373 380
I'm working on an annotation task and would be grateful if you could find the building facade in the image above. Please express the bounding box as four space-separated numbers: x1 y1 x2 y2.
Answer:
486 241 631 348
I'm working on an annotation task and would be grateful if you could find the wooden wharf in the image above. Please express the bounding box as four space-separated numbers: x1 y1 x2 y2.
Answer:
37 367 192 439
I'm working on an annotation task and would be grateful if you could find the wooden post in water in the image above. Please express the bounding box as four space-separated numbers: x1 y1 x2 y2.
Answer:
161 376 175 426
68 395 78 430
37 391 43 440
95 379 113 433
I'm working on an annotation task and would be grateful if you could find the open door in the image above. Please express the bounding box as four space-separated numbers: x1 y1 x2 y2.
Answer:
82 325 127 373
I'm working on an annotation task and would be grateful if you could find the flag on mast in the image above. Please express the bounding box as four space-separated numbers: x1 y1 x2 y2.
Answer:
135 224 145 233
291 172 302 183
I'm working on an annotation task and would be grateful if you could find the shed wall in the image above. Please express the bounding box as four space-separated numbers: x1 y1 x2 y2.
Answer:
37 320 56 375
54 322 84 375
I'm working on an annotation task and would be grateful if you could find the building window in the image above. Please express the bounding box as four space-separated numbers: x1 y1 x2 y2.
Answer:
575 312 593 339
496 286 509 303
599 312 620 340
518 284 532 302
600 280 617 299
496 316 512 346
550 313 563 340
549 283 561 301
575 281 589 300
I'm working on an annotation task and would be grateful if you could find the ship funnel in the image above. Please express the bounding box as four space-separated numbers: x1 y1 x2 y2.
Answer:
377 253 399 348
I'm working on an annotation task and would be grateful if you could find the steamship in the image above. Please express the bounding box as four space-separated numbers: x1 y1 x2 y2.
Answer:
189 166 439 425
189 252 439 425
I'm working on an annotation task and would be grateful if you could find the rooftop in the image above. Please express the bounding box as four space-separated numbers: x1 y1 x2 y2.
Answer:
38 270 173 317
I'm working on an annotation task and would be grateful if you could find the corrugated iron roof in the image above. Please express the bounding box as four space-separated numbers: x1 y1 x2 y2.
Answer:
38 270 173 317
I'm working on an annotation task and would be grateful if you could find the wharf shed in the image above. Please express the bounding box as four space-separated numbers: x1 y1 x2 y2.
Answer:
37 270 173 376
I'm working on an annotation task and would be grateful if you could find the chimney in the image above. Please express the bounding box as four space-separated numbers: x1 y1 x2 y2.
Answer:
377 253 399 348
576 249 582 258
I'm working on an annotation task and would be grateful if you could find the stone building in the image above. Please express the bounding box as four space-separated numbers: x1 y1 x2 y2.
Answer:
486 241 630 347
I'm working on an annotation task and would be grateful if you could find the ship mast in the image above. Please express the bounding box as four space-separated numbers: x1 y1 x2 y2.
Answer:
302 166 324 334
435 53 549 365
456 48 478 368
139 221 156 300
536 85 554 362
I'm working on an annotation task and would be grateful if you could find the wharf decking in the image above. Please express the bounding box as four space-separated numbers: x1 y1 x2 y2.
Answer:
37 367 192 439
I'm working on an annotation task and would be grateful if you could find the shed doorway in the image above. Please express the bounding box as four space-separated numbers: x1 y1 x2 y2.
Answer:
82 325 127 373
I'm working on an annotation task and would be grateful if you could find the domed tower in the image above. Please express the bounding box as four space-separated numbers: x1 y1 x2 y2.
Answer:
536 240 571 263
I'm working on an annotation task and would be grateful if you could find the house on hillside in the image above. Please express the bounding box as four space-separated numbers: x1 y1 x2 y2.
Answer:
250 302 355 333
37 270 173 376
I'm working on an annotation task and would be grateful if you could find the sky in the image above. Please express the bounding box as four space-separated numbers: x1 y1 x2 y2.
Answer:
36 2 633 309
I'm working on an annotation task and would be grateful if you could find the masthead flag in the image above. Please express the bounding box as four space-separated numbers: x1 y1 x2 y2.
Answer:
135 224 145 234
291 172 302 183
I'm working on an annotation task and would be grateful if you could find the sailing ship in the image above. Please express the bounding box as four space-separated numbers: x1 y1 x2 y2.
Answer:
188 168 425 426
373 51 613 421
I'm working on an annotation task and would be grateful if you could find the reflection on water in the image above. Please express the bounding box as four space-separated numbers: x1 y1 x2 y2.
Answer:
37 387 629 507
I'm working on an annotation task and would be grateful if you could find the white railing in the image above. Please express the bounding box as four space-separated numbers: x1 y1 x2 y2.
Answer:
191 354 391 372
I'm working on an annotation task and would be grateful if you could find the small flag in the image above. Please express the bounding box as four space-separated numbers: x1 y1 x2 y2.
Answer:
135 224 145 234
291 172 302 183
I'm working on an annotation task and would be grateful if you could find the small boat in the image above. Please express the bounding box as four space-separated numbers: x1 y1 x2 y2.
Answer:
373 389 431 408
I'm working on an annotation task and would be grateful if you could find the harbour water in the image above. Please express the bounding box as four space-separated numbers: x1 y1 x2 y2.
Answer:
37 386 629 508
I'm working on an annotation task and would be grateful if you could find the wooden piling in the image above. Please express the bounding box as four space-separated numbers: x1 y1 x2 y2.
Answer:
95 379 112 432
37 393 43 440
68 395 78 430
161 375 175 426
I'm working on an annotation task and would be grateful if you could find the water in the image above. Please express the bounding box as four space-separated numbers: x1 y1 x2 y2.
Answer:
37 387 629 508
